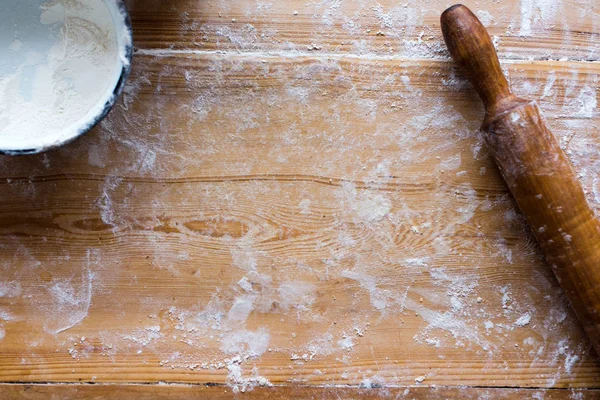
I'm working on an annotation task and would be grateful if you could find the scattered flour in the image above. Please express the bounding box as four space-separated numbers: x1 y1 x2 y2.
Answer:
338 335 355 350
1 2 594 390
227 357 273 393
554 339 582 375
123 326 162 347
500 286 513 309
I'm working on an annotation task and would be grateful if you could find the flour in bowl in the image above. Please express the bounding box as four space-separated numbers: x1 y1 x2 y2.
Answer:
0 0 125 151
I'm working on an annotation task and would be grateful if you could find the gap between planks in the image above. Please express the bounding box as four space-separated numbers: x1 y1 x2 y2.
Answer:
2 381 600 391
2 382 600 400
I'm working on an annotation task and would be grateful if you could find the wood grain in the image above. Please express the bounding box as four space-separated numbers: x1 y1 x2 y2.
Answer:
126 0 600 60
1 54 600 391
2 0 600 396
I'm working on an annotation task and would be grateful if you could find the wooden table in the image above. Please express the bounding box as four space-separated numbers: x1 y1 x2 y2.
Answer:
2 0 600 398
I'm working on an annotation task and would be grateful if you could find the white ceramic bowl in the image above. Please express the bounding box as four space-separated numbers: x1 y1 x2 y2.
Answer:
0 0 133 155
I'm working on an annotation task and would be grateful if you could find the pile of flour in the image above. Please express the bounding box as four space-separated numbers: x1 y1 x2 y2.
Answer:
0 0 120 151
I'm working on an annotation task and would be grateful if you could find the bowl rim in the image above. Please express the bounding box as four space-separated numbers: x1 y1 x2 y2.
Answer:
0 0 134 156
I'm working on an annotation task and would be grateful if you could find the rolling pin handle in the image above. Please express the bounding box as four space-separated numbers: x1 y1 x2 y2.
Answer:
441 4 513 111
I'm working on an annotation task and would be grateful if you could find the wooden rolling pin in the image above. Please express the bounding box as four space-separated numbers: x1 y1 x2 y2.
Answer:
441 4 600 354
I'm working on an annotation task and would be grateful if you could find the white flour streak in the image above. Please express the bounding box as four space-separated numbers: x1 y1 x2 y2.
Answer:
440 154 462 171
237 276 254 293
408 298 490 350
277 281 317 313
337 182 392 223
231 242 259 271
356 193 392 222
0 281 22 298
515 313 532 327
0 309 17 341
136 48 448 61
338 335 355 350
227 295 257 322
97 175 123 227
373 2 420 32
519 0 534 36
341 268 393 311
593 177 600 205
221 328 270 357
565 354 580 374
316 0 342 27
572 86 597 118
541 72 557 99
45 269 93 334
501 286 513 309
299 199 312 214
476 10 494 27
519 0 561 37
554 339 581 375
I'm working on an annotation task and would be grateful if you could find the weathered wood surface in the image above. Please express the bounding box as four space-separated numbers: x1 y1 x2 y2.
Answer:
126 0 600 61
1 0 600 396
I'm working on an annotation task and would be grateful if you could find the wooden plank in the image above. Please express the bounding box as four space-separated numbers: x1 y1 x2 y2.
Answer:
126 0 600 60
1 53 599 390
1 384 599 399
